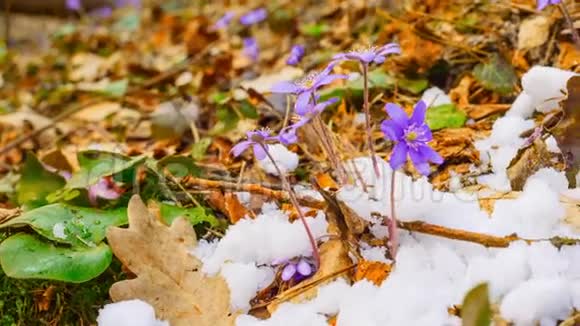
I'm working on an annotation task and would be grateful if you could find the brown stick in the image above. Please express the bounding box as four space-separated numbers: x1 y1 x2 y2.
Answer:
184 176 325 209
397 220 519 248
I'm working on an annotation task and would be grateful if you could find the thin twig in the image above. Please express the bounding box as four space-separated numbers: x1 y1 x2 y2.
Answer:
184 176 325 209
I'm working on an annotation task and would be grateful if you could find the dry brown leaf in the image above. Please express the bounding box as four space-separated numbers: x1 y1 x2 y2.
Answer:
353 260 392 286
552 76 580 186
71 101 122 122
208 191 252 223
507 138 553 191
557 42 580 70
107 195 236 326
517 15 552 50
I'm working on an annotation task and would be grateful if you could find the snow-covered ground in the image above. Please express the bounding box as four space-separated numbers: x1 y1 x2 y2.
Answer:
98 66 580 326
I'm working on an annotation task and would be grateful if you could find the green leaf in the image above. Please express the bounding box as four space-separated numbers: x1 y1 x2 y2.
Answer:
0 233 112 283
300 23 329 38
210 107 239 135
461 283 492 326
17 153 66 208
191 138 212 161
473 54 517 95
239 101 259 119
0 204 127 246
426 104 467 130
399 78 429 94
101 79 128 98
114 12 140 32
67 150 145 189
53 24 76 38
158 203 218 227
157 155 201 178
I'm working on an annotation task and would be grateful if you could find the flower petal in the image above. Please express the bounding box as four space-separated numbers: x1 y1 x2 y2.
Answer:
419 145 444 165
271 81 300 94
416 124 433 142
373 56 386 64
410 100 427 125
389 142 408 170
295 92 312 113
537 0 550 10
384 103 409 128
281 264 296 281
381 120 403 141
231 141 252 157
409 147 431 176
297 259 312 276
278 128 298 145
253 143 268 160
377 43 401 56
315 74 348 88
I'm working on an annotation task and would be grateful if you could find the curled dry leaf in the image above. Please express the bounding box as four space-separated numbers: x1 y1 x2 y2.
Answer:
552 76 580 187
208 191 252 223
353 260 392 286
507 138 552 191
106 195 236 326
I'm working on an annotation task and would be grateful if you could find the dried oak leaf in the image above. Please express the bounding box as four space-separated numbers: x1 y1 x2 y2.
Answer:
107 195 236 326
552 76 580 186
507 138 552 191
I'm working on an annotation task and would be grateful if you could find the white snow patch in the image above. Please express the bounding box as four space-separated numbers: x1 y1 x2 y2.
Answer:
528 168 568 193
545 136 561 153
500 279 573 326
421 87 452 107
520 66 577 114
221 262 275 312
198 208 328 275
96 300 169 326
474 116 535 191
258 144 299 176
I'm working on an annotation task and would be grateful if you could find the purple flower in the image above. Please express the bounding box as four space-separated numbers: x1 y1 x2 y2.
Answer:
278 98 338 145
332 43 401 65
271 65 347 114
243 37 259 61
231 129 277 160
537 0 561 10
88 177 122 206
66 0 82 11
381 101 443 175
115 0 141 8
212 11 235 30
240 8 267 26
279 257 314 282
286 45 305 66
90 6 113 18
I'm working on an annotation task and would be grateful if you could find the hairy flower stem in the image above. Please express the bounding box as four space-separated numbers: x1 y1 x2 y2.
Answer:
260 144 321 267
362 64 381 177
388 169 399 258
309 94 348 184
558 2 580 50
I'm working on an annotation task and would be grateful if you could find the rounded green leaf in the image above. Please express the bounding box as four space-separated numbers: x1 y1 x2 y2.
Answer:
0 234 112 283
18 152 66 208
0 204 127 247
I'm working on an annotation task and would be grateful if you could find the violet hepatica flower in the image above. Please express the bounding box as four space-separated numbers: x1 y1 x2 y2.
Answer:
381 101 443 175
115 0 141 8
271 66 347 114
240 8 267 26
231 129 277 160
88 177 123 206
537 0 561 10
243 37 259 61
212 11 235 30
286 45 305 66
90 6 113 18
279 257 314 282
66 0 82 11
332 43 401 65
278 98 339 145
